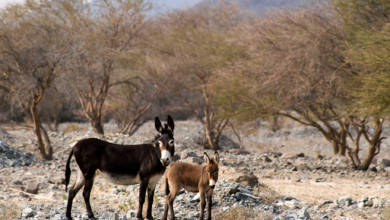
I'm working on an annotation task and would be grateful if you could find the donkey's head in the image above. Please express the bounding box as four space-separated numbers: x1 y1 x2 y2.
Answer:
203 151 219 189
154 115 175 166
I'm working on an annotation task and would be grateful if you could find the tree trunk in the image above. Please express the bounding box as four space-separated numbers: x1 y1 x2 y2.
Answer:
347 148 361 169
204 125 218 149
338 144 346 156
31 103 52 160
332 141 346 156
92 118 104 135
359 143 379 170
41 124 53 158
332 141 340 155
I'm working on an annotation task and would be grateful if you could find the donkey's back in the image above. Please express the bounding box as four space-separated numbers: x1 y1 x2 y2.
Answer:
73 138 153 174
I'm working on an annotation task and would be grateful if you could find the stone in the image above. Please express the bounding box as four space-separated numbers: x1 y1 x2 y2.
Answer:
297 208 311 219
365 199 374 207
315 178 326 183
101 212 118 220
25 181 39 194
191 193 200 203
381 159 390 168
235 174 259 188
321 215 330 220
263 156 272 162
126 210 136 219
192 157 203 165
22 207 36 218
337 196 353 207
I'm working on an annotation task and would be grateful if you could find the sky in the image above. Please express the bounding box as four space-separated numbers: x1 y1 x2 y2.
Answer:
0 0 24 8
0 0 203 11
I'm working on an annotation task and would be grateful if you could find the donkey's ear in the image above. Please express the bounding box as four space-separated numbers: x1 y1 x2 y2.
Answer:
167 115 174 131
203 152 210 163
214 151 220 163
155 117 163 132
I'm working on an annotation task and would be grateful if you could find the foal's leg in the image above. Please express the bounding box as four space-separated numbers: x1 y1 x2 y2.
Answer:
66 169 85 219
199 192 206 220
146 186 155 220
82 172 96 219
206 191 213 220
167 187 180 220
162 194 169 220
137 181 148 220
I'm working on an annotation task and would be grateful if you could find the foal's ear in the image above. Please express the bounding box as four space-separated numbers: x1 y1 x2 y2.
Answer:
167 115 174 132
203 152 210 164
155 117 163 132
214 151 220 164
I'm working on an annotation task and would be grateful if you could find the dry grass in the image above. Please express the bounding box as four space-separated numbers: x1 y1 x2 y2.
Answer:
255 183 280 204
64 123 87 133
0 202 20 220
383 205 390 220
215 206 272 220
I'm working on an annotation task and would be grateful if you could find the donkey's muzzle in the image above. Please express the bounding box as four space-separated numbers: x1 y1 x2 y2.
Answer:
160 149 171 166
161 158 170 166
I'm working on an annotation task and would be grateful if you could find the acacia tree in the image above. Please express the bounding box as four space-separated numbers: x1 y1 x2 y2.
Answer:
149 5 246 149
60 0 149 134
107 75 154 136
332 0 390 169
0 1 69 160
222 6 385 170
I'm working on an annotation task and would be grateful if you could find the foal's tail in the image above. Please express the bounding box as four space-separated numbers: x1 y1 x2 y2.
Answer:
65 149 73 192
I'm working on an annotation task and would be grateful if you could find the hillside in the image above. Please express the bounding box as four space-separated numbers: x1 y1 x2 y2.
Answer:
199 0 313 14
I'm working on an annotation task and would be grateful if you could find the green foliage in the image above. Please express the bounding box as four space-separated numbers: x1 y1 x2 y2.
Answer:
333 0 390 32
347 24 390 116
334 0 390 116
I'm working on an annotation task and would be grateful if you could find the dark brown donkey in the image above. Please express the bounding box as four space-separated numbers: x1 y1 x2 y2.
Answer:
65 116 175 220
162 151 219 220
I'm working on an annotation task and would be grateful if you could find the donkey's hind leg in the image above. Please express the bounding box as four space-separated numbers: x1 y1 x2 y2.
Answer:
82 171 96 220
66 168 85 219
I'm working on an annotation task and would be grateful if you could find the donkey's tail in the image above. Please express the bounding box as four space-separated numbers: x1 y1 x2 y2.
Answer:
164 177 170 196
65 149 74 192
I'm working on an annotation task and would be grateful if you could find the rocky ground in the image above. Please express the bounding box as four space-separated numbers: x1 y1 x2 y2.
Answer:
1 120 390 220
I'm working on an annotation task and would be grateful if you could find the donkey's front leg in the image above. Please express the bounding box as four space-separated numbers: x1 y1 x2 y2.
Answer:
137 181 148 220
146 186 155 220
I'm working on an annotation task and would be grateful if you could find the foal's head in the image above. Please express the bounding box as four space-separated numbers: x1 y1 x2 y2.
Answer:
203 151 219 189
154 115 175 166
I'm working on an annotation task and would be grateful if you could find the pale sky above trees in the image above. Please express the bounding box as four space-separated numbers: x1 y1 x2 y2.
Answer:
0 0 202 10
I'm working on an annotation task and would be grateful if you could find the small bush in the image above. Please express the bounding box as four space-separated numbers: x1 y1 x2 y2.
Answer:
215 207 271 220
64 123 87 133
255 183 280 204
